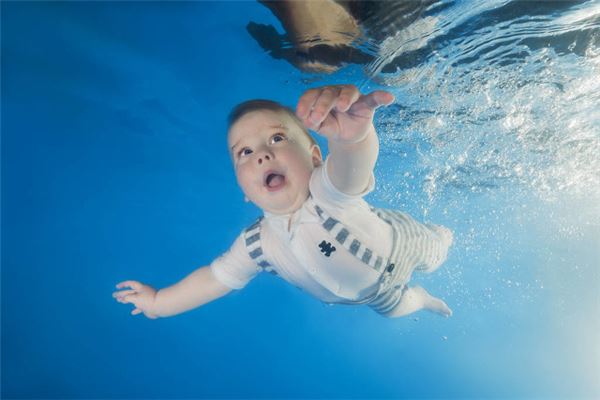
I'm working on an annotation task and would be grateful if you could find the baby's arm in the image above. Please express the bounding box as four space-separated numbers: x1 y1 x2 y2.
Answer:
296 85 394 195
113 266 232 319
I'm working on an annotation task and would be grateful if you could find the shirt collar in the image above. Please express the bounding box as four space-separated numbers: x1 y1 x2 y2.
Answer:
263 206 303 233
263 210 292 221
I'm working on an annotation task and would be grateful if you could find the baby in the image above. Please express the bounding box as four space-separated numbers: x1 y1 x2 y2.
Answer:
113 84 453 319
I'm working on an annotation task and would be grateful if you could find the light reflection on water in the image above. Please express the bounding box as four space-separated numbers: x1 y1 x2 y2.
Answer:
357 0 600 218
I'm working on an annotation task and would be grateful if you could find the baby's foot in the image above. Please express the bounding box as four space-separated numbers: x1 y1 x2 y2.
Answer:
414 286 453 317
426 295 453 317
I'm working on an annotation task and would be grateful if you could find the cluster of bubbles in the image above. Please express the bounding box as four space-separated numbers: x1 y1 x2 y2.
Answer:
368 0 600 216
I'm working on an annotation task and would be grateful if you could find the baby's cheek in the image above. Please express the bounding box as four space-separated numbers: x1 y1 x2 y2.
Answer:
236 168 254 193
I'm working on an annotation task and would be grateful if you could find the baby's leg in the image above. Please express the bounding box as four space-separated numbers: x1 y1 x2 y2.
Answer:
387 286 452 318
415 224 454 274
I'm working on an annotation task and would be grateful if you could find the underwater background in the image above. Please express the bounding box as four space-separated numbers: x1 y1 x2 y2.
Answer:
2 1 599 398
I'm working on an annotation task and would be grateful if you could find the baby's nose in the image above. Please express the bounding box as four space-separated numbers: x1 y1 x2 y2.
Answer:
257 154 271 165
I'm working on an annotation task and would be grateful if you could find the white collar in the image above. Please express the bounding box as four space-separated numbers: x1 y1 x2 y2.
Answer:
263 203 307 234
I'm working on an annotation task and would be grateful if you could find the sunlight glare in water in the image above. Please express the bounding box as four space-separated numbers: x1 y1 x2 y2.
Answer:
368 1 600 225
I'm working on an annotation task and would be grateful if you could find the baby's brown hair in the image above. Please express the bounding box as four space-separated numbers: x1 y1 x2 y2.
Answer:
227 99 316 146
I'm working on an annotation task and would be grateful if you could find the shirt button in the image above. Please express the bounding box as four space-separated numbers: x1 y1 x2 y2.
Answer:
310 268 316 274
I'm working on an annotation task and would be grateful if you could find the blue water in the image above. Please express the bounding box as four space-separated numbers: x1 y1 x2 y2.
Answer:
2 1 599 399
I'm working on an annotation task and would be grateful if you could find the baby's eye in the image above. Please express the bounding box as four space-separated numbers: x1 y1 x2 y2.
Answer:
270 133 287 144
238 147 253 157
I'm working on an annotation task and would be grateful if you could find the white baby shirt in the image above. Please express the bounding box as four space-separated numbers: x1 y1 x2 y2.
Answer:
210 157 394 304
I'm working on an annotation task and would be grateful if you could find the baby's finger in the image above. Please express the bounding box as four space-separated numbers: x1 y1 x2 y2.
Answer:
131 308 143 316
113 289 136 299
118 292 139 305
296 88 321 120
335 85 360 112
360 90 395 111
116 280 142 291
308 86 341 128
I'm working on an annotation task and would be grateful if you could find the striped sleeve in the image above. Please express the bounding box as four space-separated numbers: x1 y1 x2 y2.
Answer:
210 233 261 290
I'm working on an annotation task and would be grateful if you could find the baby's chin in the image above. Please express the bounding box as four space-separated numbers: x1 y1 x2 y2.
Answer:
256 188 310 215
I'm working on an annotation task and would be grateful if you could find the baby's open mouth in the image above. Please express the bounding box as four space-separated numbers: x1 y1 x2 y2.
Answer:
264 171 286 191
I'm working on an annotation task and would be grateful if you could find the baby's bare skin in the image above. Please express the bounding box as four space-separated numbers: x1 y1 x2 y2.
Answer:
114 266 231 318
295 85 394 195
113 280 159 318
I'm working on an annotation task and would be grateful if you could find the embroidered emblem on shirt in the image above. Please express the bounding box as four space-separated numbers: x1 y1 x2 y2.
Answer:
319 240 336 257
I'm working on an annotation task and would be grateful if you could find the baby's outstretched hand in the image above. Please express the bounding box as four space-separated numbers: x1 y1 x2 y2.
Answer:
296 84 394 144
113 280 160 319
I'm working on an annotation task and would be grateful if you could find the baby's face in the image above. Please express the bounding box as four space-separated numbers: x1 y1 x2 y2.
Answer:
228 110 322 215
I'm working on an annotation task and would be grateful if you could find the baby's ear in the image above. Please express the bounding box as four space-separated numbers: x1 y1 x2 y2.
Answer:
311 144 323 167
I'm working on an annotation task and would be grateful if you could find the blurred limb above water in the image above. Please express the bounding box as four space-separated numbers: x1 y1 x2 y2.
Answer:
247 0 436 75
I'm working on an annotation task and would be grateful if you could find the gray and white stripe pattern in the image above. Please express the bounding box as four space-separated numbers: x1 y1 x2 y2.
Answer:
314 205 388 273
314 204 449 316
367 208 449 315
244 218 278 275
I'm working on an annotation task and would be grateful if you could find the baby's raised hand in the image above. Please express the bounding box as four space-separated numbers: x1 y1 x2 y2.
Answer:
296 84 394 144
113 280 160 319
